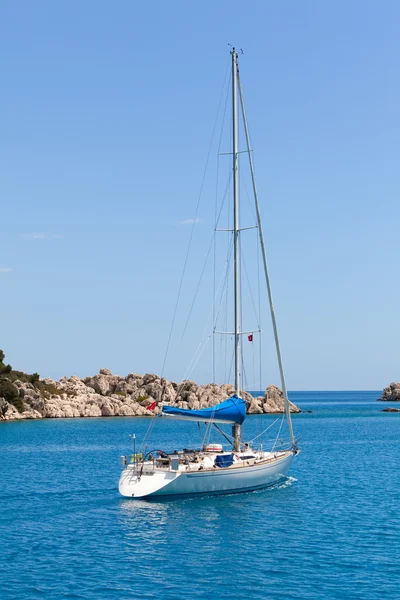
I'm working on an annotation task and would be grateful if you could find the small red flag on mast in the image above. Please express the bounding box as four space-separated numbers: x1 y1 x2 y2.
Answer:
248 334 253 342
146 401 156 411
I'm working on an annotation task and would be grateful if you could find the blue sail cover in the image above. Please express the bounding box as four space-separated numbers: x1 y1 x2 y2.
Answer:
162 394 246 424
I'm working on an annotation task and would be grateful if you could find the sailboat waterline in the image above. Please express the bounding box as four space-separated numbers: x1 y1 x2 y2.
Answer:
119 49 298 499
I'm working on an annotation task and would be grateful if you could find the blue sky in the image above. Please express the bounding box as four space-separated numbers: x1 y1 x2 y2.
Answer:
1 1 399 390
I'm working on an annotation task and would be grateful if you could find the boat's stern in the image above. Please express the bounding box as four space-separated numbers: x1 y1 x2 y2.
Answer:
119 464 181 498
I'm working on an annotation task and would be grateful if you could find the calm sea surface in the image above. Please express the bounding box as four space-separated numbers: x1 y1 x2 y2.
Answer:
1 391 399 600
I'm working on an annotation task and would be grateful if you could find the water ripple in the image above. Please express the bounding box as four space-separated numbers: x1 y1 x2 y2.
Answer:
1 394 399 599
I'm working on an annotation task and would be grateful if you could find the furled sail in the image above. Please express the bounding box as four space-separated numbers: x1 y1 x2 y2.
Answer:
162 395 246 424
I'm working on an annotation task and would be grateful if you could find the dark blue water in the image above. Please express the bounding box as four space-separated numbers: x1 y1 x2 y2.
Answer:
1 391 399 600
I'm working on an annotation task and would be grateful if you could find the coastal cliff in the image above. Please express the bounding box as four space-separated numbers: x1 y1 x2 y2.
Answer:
378 382 400 401
0 352 300 421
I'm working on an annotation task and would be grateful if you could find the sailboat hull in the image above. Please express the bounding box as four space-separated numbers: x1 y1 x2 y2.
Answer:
119 452 294 499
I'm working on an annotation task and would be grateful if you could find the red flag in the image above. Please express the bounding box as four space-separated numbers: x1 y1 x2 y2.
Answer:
248 334 253 342
146 401 156 411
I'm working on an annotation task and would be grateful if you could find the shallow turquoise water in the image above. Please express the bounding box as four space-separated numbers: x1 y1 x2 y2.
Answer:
1 391 399 599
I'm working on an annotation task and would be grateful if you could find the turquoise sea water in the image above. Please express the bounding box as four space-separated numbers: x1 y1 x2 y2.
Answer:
1 391 400 600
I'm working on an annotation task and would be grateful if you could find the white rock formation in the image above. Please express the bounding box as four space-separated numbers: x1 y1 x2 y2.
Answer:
0 369 300 421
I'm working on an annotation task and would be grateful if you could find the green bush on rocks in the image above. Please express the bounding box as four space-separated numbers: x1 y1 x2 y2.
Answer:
0 378 24 412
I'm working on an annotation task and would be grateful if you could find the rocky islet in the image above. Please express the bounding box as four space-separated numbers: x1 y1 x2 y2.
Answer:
378 382 400 401
0 368 300 422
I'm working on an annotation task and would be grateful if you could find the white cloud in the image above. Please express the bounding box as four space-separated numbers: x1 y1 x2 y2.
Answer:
21 233 64 240
178 218 202 225
0 268 12 273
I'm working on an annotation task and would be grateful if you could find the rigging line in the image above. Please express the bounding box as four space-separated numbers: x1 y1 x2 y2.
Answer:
213 163 218 383
181 170 233 340
197 421 202 445
183 293 224 382
240 232 245 392
272 413 285 451
202 405 218 448
242 179 258 224
214 236 234 384
140 412 160 455
182 238 234 381
221 249 228 383
227 342 235 385
252 335 256 390
237 66 295 447
220 177 232 384
180 233 215 341
241 353 248 392
174 319 221 398
219 221 233 384
161 59 231 378
213 423 234 445
184 335 212 382
183 241 233 383
224 91 233 384
214 183 229 385
182 326 211 380
213 237 234 324
240 231 244 391
257 225 262 390
214 78 230 382
239 251 258 394
248 418 280 443
223 261 229 382
217 76 231 156
241 251 261 329
202 424 211 448
170 292 227 399
140 401 161 444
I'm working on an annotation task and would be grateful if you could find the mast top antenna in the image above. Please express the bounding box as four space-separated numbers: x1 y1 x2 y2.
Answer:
228 45 243 55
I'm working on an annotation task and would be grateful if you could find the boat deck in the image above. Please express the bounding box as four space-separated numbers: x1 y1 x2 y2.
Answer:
125 450 291 474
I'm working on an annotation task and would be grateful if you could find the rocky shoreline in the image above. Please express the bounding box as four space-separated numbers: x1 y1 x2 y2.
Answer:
378 382 400 401
0 368 301 422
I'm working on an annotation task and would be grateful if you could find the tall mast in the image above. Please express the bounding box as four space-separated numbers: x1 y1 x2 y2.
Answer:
236 68 296 449
232 48 241 452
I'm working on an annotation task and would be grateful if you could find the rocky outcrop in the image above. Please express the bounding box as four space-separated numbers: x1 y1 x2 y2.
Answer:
247 384 300 415
382 407 400 412
378 382 400 401
0 369 301 422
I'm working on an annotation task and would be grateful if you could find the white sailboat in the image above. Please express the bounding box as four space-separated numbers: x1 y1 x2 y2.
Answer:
119 49 298 499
